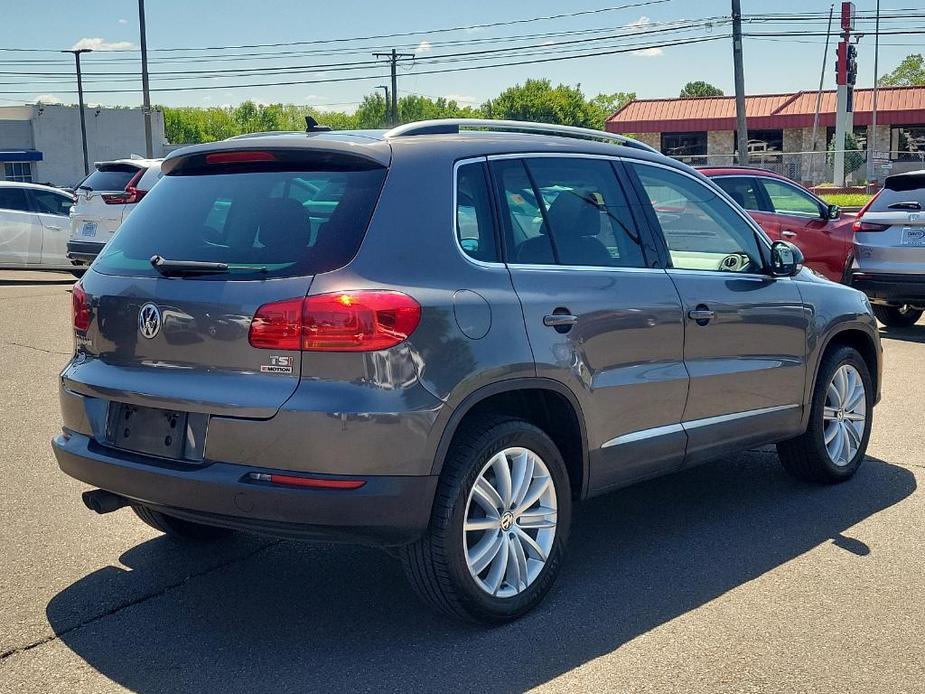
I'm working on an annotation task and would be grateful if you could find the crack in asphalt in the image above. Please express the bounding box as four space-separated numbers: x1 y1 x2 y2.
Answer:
0 539 281 663
0 340 71 357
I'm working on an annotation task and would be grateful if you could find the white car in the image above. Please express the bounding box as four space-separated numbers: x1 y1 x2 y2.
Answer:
67 158 162 266
0 181 77 272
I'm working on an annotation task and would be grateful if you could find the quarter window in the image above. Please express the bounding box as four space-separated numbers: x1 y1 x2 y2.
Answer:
493 157 645 268
632 163 763 274
759 179 822 218
455 162 498 262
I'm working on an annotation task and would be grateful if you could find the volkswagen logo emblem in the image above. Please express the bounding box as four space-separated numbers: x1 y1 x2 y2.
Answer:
138 303 161 339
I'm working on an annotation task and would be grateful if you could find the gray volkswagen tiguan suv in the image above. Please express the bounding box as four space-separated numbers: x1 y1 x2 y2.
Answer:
55 119 882 623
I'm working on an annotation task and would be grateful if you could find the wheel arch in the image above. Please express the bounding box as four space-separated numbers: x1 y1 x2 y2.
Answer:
431 378 589 499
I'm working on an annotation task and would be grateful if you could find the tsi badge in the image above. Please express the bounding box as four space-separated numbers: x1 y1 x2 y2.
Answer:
261 355 294 374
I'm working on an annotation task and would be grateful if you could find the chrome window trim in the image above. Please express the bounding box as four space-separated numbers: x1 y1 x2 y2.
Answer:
601 404 800 448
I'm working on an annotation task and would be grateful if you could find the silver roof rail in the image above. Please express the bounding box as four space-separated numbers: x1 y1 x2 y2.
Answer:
383 118 658 154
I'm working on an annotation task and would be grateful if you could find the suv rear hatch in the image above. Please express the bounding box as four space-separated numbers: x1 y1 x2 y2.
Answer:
67 145 389 429
70 162 146 243
855 170 925 274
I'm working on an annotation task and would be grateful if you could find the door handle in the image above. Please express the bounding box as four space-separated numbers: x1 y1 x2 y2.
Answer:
781 230 798 238
46 225 63 231
688 305 715 325
543 313 579 328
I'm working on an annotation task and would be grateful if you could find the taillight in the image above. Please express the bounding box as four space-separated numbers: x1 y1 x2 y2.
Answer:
72 283 91 331
248 291 421 352
853 221 891 232
102 168 147 205
852 192 883 232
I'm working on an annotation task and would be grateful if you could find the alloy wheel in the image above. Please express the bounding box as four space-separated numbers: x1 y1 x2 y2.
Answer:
823 364 867 466
463 447 558 598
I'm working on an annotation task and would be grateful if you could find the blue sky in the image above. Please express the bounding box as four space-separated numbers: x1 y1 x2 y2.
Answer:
1 0 918 110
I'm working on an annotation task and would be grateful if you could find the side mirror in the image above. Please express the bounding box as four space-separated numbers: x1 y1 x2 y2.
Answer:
826 203 841 220
770 240 804 277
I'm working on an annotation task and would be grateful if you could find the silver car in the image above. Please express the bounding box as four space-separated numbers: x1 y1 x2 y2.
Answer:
851 170 925 326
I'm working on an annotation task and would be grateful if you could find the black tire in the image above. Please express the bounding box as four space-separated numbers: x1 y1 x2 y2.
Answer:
400 417 572 624
777 346 873 483
132 504 233 541
872 303 922 327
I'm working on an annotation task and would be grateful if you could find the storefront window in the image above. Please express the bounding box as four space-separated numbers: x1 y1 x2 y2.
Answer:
2 162 32 182
890 125 925 162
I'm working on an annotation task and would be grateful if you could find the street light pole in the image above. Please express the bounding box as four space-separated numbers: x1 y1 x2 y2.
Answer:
138 0 154 158
869 0 881 191
61 48 93 176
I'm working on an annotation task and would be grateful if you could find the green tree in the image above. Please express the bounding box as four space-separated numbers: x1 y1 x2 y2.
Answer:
588 91 636 127
487 79 598 128
879 53 925 86
828 131 866 176
680 81 724 98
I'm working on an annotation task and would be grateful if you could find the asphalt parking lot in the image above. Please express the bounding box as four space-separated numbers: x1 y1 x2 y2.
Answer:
0 270 923 694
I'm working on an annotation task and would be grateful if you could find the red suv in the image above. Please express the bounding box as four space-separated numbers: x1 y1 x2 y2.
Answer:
700 167 856 282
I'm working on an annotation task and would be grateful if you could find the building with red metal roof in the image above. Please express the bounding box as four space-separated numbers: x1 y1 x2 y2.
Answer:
605 86 925 184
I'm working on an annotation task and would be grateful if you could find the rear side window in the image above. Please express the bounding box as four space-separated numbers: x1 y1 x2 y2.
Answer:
94 166 387 280
455 162 498 262
712 176 764 211
492 157 645 268
29 189 73 216
77 165 140 192
0 187 30 212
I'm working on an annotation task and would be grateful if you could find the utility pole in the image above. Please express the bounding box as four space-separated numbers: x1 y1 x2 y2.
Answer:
375 84 390 125
373 49 414 126
731 0 749 165
61 48 93 176
138 0 154 158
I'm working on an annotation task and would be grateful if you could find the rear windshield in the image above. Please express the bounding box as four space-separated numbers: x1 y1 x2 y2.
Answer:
77 165 140 192
870 177 925 212
93 166 387 280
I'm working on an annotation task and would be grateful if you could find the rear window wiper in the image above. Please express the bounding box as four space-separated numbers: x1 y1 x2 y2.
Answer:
150 254 229 277
887 201 923 210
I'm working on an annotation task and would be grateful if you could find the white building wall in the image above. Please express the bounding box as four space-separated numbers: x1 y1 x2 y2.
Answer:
28 105 166 186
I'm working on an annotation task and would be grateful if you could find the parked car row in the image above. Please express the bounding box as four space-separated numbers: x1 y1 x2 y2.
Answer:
0 158 162 273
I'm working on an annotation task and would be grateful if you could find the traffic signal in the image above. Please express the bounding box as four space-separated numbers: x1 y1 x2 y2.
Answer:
847 44 858 86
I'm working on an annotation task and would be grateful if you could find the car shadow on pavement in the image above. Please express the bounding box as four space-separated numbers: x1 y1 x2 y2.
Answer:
45 451 915 694
878 325 925 345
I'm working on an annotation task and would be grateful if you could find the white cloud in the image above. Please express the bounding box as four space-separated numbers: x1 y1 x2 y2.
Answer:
117 18 128 24
202 95 212 101
33 94 63 105
303 94 322 101
444 93 478 104
71 37 135 51
414 40 432 54
626 16 664 56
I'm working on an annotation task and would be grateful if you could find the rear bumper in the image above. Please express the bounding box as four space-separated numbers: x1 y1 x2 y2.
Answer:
849 272 925 305
66 240 105 264
53 431 438 546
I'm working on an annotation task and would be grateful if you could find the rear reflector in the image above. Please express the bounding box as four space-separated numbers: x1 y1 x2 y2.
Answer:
72 282 91 331
206 151 278 165
249 290 421 352
248 472 366 490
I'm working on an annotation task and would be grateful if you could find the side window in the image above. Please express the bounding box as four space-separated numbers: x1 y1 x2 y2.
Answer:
30 190 73 217
759 179 823 218
492 159 553 263
0 187 31 213
712 176 764 212
632 164 764 274
522 158 645 268
455 162 498 262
